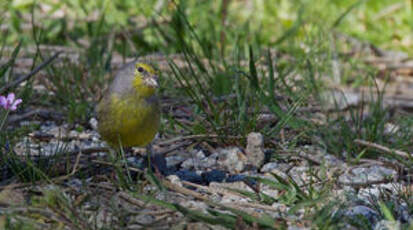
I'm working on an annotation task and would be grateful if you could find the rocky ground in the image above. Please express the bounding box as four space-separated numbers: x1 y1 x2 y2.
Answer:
2 115 411 229
1 39 412 229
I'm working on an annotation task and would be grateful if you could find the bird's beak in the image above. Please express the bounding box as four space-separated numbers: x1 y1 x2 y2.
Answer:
145 75 159 88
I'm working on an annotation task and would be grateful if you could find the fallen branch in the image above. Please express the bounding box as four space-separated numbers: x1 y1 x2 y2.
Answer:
0 52 61 94
354 139 411 158
7 108 65 124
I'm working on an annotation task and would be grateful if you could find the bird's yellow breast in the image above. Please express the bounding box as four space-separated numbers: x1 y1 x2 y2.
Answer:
97 94 160 148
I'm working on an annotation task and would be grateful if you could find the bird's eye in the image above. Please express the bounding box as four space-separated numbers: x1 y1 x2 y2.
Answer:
137 67 144 73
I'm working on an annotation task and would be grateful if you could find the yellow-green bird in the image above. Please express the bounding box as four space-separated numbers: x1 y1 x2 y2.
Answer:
97 62 160 151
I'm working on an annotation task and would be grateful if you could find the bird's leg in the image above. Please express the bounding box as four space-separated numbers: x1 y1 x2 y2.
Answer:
146 143 168 176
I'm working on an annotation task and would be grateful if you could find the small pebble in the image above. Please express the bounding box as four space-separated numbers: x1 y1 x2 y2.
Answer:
245 132 265 168
217 147 247 173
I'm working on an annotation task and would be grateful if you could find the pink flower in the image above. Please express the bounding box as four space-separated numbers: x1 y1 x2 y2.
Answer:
0 93 22 111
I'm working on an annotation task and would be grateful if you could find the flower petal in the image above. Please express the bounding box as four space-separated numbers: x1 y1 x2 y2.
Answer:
9 105 17 111
0 96 6 107
11 99 22 110
6 93 15 104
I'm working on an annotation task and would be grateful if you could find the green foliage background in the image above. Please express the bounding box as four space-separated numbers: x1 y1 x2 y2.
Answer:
2 0 412 54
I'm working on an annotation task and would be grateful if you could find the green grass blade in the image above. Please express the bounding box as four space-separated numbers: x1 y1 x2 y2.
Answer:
332 0 366 28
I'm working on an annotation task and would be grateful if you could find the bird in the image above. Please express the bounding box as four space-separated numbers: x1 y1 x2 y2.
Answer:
96 61 162 171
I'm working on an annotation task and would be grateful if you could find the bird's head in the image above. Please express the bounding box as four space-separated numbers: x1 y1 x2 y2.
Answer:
132 62 159 96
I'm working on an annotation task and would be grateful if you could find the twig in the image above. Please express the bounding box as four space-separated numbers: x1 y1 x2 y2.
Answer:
70 151 82 175
157 141 191 156
0 52 61 94
231 202 281 212
357 158 405 172
181 181 250 200
91 160 144 174
338 177 395 188
67 146 109 155
158 134 242 146
7 108 65 124
161 179 210 201
118 191 147 207
354 139 411 158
